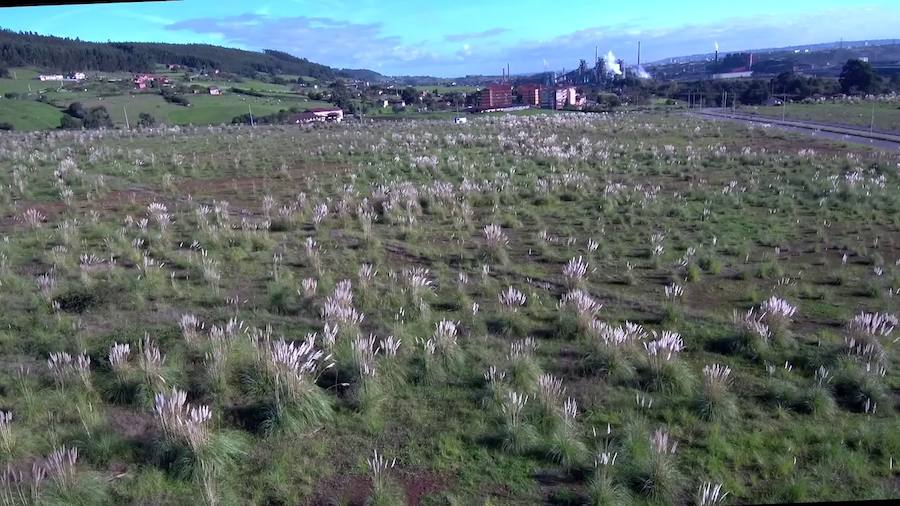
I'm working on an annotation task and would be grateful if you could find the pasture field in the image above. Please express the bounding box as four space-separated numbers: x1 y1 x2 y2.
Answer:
0 99 63 130
48 93 333 127
745 101 900 132
0 113 897 505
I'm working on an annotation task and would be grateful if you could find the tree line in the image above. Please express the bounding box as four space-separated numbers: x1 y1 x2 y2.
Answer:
0 29 349 78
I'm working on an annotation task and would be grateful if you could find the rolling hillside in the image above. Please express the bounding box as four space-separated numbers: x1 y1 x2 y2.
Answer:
0 28 384 80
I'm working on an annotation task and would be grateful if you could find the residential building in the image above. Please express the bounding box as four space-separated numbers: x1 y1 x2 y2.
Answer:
287 112 320 124
307 107 343 122
38 74 64 81
539 87 555 109
711 71 754 80
209 87 221 95
517 84 541 106
476 85 513 110
555 87 577 109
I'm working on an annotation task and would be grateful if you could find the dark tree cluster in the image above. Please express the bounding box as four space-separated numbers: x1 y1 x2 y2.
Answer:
60 102 113 129
230 106 303 125
160 88 191 107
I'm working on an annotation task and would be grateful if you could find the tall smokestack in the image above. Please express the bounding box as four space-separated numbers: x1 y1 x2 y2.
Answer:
637 41 641 68
507 63 510 82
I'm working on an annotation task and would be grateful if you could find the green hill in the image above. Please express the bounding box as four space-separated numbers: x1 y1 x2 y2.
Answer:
0 28 384 81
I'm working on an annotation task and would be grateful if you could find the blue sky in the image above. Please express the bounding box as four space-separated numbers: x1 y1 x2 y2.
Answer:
2 1 899 76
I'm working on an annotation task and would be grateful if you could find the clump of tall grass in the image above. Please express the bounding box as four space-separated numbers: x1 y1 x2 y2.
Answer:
349 334 384 421
47 351 92 391
640 429 682 503
698 364 736 421
696 481 728 506
483 223 509 263
401 267 434 318
586 321 644 382
1 446 90 504
153 387 244 505
562 256 589 289
497 390 535 454
254 335 335 433
732 308 771 357
490 285 528 335
641 331 692 394
507 338 541 390
482 366 508 408
802 365 836 416
588 454 626 505
365 449 401 506
559 289 602 338
759 295 797 341
138 335 167 393
0 412 13 455
546 398 587 472
498 286 527 312
587 426 628 506
663 283 684 322
321 280 365 352
535 373 565 428
178 314 206 345
843 311 896 365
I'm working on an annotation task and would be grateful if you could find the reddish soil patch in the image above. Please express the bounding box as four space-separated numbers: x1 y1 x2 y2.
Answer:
403 470 451 505
308 474 370 506
308 469 451 506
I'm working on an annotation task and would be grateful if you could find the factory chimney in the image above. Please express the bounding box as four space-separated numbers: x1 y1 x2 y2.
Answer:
637 41 641 68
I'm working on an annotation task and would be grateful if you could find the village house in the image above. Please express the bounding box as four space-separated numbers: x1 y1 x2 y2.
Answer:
209 87 221 96
289 108 344 124
308 107 343 122
133 74 170 89
38 74 64 81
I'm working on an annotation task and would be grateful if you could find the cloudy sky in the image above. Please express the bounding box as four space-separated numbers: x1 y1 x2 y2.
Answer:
2 0 899 76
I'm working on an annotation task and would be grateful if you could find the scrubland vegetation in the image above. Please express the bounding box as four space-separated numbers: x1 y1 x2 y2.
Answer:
0 112 896 504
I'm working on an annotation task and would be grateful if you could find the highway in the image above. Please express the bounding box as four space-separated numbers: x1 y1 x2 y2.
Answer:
688 109 900 152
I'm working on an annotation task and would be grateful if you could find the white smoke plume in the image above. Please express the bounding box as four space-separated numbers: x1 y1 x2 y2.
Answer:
604 50 622 76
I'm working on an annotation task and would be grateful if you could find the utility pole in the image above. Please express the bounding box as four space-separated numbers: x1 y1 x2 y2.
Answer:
123 105 130 129
870 100 876 132
782 93 787 121
12 71 16 80
248 104 254 127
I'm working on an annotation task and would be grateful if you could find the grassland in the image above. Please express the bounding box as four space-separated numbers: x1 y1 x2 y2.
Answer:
0 68 335 129
745 101 900 132
0 99 63 130
0 113 897 505
60 93 332 127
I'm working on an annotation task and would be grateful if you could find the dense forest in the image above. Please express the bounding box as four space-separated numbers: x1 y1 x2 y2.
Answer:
0 28 381 79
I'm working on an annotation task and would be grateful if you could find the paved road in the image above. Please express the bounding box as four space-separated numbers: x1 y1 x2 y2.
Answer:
688 109 900 152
